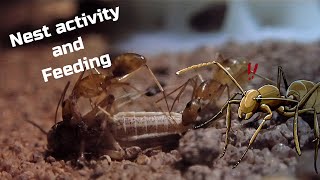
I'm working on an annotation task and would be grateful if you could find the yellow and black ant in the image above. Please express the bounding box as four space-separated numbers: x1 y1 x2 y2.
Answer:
177 57 320 173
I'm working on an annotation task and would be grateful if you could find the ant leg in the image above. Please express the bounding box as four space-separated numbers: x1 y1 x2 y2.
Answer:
194 92 241 129
122 65 171 113
313 108 319 174
55 81 70 123
83 95 115 126
169 76 199 112
281 106 319 157
103 130 126 160
114 91 150 111
93 67 101 74
293 83 320 155
277 106 312 116
118 71 178 123
92 82 131 104
250 66 288 90
233 119 267 168
226 85 230 99
109 82 157 109
144 65 171 114
292 107 318 157
103 83 169 120
89 98 95 109
191 74 202 98
252 72 276 86
293 106 302 156
156 79 190 103
117 64 171 114
197 73 204 83
277 106 304 156
156 74 199 104
276 66 282 91
233 104 272 168
280 66 289 90
298 83 320 109
193 93 241 158
277 66 289 93
97 109 127 160
221 100 241 158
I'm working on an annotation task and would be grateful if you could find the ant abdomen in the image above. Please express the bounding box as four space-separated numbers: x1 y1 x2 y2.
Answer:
194 80 225 101
110 53 147 77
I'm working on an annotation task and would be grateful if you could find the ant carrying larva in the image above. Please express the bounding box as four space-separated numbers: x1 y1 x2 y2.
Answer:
26 53 192 165
55 53 173 125
27 78 191 165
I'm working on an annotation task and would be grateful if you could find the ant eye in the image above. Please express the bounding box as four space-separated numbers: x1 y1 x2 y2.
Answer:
197 108 201 113
186 102 192 108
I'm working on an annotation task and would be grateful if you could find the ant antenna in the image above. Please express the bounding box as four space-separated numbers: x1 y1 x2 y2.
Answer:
24 119 47 135
97 106 113 120
253 97 299 103
176 54 245 95
55 81 70 124
145 65 172 114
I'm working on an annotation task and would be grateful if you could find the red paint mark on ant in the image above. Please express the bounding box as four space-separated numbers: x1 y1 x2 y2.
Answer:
248 63 258 80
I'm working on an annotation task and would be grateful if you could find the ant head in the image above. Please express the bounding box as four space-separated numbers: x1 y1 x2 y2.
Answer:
182 99 202 126
111 53 147 77
238 90 260 120
76 74 109 98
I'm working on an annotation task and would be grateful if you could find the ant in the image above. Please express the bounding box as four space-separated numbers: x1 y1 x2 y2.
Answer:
27 53 176 164
159 53 249 126
177 57 320 173
28 80 188 165
55 53 172 125
48 94 186 164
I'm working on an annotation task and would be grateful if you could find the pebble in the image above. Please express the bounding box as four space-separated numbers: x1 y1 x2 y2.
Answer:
135 154 150 165
179 129 221 165
271 143 296 159
184 165 216 180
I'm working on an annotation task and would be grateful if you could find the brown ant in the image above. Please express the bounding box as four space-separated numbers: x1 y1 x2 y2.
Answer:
177 58 320 173
55 53 171 125
27 53 174 165
48 95 185 164
29 80 186 165
160 53 249 126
